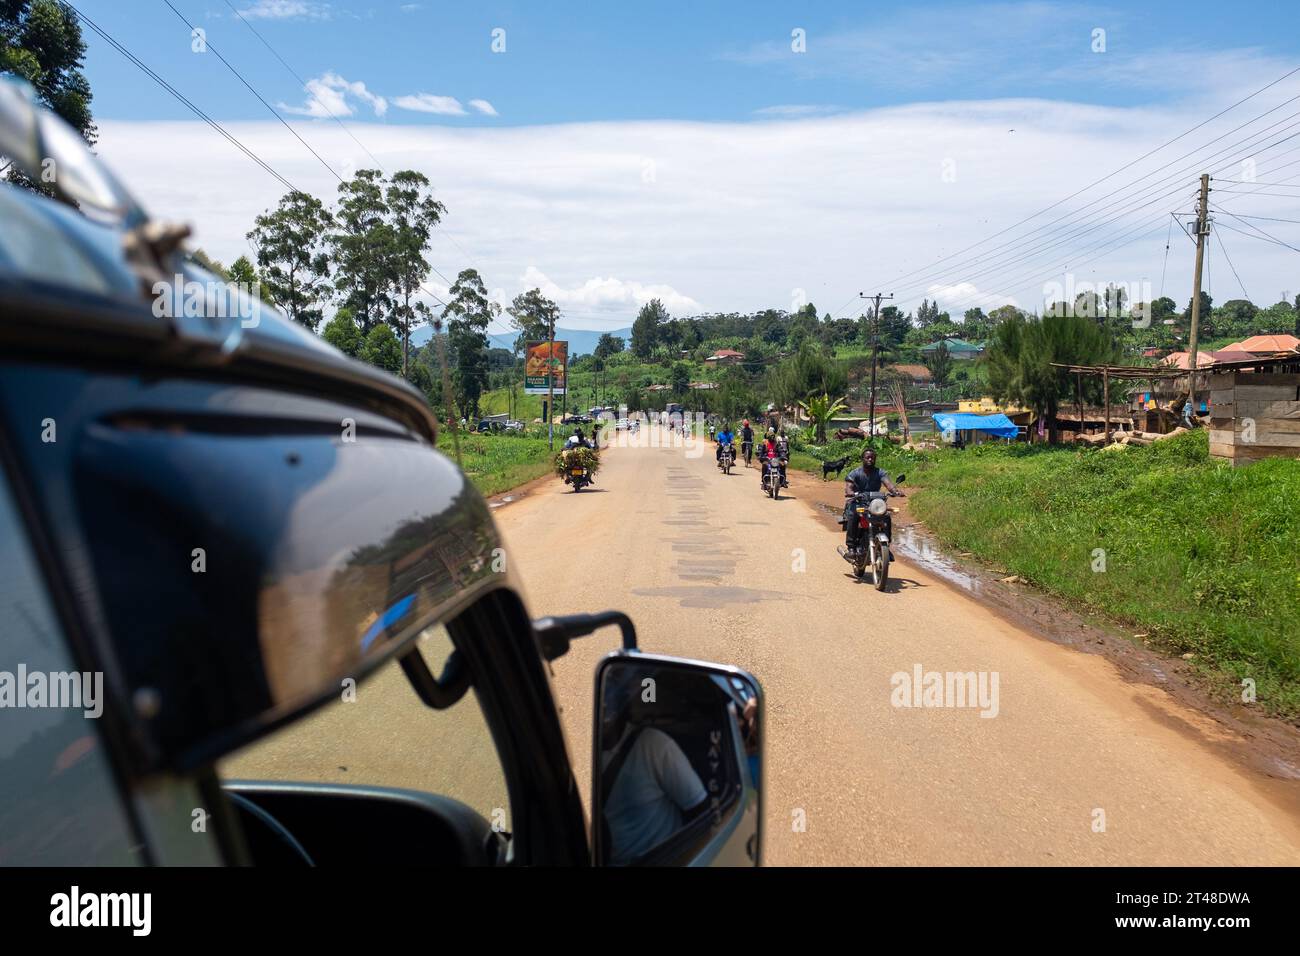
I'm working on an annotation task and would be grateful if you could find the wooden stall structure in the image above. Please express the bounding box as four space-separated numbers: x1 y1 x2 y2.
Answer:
1206 354 1300 466
1050 363 1185 444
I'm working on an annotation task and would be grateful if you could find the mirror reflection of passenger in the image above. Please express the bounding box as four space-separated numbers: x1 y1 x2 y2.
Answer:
601 674 709 865
741 696 759 785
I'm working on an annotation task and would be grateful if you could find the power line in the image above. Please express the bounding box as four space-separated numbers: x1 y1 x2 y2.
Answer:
888 108 1300 306
160 0 342 183
64 2 296 192
858 63 1300 294
217 0 483 286
218 0 385 170
1159 213 1175 298
64 2 449 309
1214 228 1250 300
1214 209 1300 253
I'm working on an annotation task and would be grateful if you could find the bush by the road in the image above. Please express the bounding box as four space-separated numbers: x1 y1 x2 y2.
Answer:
902 431 1300 720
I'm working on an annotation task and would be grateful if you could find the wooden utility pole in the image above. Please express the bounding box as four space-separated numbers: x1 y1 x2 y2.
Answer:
1186 174 1211 415
434 315 461 466
859 292 894 438
546 309 556 451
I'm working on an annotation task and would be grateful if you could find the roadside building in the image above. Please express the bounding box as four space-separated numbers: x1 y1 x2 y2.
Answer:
1207 354 1300 465
920 338 984 361
704 348 745 366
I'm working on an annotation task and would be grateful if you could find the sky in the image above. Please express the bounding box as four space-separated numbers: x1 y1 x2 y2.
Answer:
70 0 1300 334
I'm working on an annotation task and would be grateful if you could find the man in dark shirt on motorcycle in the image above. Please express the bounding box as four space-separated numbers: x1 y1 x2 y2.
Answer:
739 419 755 466
842 448 904 549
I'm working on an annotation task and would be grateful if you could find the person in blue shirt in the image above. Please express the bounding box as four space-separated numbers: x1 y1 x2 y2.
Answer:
715 423 735 465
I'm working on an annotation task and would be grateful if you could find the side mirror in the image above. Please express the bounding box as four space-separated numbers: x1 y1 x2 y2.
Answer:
592 652 762 866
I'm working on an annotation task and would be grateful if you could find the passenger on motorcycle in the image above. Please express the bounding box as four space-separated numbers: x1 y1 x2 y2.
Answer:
842 449 903 548
563 428 595 483
715 423 735 464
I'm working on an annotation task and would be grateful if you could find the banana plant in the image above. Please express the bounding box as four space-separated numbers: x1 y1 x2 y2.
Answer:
798 392 849 444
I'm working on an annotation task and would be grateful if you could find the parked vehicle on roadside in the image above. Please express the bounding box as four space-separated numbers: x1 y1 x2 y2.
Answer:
0 79 762 868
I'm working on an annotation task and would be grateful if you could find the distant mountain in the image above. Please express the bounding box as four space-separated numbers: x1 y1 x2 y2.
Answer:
411 325 632 357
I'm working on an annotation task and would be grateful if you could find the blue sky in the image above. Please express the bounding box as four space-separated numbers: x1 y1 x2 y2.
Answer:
72 1 1300 332
79 1 1296 125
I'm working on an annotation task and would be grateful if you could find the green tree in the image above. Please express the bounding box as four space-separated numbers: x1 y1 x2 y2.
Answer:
594 332 625 359
505 288 560 418
669 361 691 396
984 311 1113 443
360 322 402 373
330 169 394 334
247 190 334 330
924 341 954 388
321 308 363 357
1 0 95 190
632 299 668 359
444 268 497 420
385 170 446 376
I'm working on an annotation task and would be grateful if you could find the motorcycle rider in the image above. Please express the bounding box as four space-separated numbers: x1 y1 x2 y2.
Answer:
563 427 595 484
759 428 786 489
715 422 735 466
776 430 790 487
739 419 755 465
842 448 903 549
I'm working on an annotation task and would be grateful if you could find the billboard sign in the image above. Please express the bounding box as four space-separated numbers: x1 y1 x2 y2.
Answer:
525 340 567 395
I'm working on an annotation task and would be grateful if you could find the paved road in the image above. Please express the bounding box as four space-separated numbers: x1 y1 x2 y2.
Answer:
495 425 1300 865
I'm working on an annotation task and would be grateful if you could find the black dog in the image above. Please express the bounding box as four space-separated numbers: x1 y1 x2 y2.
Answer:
822 456 850 481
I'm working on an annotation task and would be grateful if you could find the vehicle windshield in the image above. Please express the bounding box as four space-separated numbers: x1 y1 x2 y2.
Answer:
218 624 510 828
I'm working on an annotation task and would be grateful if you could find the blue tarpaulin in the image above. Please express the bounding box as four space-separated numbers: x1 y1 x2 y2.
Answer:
933 413 1020 439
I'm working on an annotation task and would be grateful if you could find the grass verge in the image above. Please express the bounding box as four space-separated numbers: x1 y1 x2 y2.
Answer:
896 431 1300 721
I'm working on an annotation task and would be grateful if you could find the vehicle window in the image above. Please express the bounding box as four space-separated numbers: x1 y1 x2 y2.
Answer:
0 469 141 865
218 624 512 833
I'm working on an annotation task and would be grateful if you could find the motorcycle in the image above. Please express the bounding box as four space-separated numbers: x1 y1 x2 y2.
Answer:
718 443 735 475
564 462 590 492
839 475 906 589
761 456 783 500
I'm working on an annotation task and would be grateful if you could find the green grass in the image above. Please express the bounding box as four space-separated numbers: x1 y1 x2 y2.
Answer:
435 430 556 497
894 431 1300 720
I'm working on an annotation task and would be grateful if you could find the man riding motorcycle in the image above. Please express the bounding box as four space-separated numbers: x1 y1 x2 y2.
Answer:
759 428 786 489
563 428 595 484
715 423 735 466
565 427 592 450
841 449 903 548
775 430 790 487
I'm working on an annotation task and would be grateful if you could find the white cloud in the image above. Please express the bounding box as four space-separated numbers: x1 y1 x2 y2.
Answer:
393 94 466 116
518 266 702 316
754 105 841 118
279 72 386 118
926 282 1018 314
93 85 1300 333
236 1 330 20
469 99 499 117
